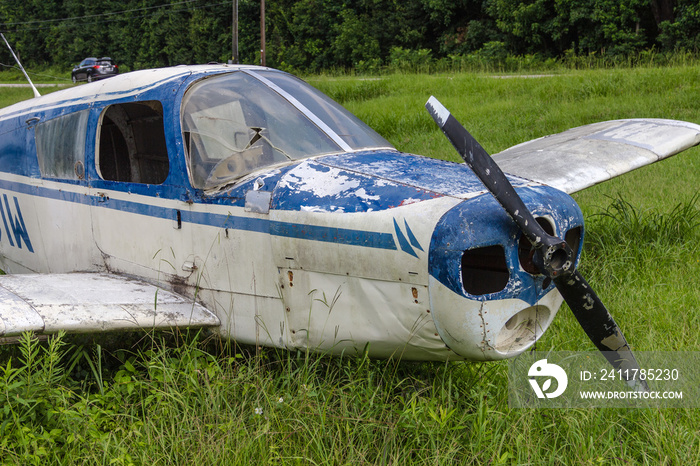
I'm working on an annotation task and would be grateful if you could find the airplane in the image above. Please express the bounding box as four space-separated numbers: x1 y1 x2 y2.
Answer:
1 63 698 383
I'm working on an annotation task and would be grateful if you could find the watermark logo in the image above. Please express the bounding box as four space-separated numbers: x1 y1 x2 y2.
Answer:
528 359 568 398
510 352 695 408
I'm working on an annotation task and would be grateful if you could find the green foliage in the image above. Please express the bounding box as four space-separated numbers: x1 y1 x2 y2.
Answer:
658 0 700 52
0 0 240 71
388 47 434 72
591 0 651 56
1 325 699 463
487 0 560 53
0 332 73 461
332 9 381 69
2 0 699 75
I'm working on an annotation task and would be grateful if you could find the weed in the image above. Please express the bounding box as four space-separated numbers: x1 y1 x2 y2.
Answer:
590 194 700 246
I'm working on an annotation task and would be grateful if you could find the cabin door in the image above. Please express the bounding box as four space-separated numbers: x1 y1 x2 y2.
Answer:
89 100 197 290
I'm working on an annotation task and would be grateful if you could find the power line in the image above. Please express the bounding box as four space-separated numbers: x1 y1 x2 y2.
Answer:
0 62 72 81
0 0 201 26
0 0 231 33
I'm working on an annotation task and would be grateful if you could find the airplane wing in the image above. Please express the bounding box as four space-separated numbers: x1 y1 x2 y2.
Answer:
492 119 700 194
0 273 219 337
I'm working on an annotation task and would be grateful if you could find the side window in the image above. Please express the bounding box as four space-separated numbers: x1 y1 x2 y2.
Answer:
97 101 169 184
35 109 89 180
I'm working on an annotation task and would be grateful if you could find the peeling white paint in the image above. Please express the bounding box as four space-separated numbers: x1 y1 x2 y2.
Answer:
282 164 360 198
426 96 450 128
399 198 424 207
354 188 381 201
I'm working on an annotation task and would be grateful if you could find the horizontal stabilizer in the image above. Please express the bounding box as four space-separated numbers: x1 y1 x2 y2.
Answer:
0 273 219 337
493 119 700 193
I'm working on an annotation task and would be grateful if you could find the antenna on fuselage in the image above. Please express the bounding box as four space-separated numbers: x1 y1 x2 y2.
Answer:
1 32 41 98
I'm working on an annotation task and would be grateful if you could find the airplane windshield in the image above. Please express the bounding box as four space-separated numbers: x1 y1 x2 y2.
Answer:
251 70 391 150
181 70 392 190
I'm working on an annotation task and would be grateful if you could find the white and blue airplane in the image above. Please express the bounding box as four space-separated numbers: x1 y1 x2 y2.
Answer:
0 64 698 376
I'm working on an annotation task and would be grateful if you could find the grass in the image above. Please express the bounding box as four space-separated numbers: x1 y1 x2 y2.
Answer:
0 87 39 109
1 65 699 464
0 65 73 83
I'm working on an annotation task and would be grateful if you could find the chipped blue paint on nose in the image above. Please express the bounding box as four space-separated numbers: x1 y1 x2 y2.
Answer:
272 150 534 214
429 184 584 306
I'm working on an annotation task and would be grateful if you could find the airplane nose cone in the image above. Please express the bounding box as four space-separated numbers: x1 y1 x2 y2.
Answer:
426 186 583 361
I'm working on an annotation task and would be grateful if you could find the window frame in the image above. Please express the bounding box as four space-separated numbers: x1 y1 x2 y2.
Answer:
95 100 170 185
35 109 90 181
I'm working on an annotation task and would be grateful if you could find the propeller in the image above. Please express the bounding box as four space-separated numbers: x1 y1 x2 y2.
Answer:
425 96 648 391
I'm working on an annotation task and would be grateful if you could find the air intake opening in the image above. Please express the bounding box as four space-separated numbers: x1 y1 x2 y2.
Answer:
494 305 551 354
565 226 582 259
461 245 509 296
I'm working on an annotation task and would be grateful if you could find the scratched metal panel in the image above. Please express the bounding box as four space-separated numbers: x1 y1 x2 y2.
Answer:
0 273 219 337
493 119 700 194
279 269 452 360
0 285 45 335
270 195 458 285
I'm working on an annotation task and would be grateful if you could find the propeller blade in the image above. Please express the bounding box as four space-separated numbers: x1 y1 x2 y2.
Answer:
555 271 648 390
425 97 573 279
425 97 544 244
425 96 648 391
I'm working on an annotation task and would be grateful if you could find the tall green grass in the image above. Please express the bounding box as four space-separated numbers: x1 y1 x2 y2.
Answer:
1 65 699 464
2 330 698 464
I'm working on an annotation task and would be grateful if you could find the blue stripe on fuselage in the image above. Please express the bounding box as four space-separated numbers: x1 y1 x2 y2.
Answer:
0 178 397 251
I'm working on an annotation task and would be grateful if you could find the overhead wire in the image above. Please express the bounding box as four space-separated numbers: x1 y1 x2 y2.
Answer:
0 0 202 26
0 0 232 34
0 0 236 77
0 62 73 81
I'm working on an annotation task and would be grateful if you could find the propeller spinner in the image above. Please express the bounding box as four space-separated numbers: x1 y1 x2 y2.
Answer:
425 96 648 391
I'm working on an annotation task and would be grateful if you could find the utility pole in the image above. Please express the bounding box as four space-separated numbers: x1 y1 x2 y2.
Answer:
232 0 238 63
260 0 266 66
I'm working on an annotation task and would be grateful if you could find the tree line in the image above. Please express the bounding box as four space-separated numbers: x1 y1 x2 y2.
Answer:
1 0 699 74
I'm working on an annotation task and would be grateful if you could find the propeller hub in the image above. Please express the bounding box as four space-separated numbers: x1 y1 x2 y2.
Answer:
533 239 575 279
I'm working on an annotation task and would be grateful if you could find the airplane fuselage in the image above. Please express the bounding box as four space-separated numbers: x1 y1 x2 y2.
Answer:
0 65 584 360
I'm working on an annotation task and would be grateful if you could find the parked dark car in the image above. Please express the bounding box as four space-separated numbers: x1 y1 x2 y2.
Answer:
71 57 119 83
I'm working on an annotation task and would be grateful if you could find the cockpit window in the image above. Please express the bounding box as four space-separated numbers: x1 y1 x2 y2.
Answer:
181 70 393 190
253 70 391 150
